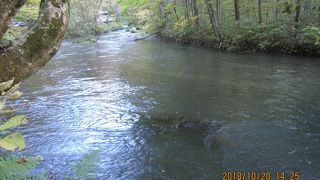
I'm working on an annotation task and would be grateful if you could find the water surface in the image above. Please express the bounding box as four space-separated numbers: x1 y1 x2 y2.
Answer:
17 30 320 179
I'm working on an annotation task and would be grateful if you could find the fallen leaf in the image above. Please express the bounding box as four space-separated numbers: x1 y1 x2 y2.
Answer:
0 78 14 92
0 132 26 150
8 91 23 99
0 115 28 131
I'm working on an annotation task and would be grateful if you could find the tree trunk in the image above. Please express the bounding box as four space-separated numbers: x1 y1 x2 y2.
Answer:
191 0 199 16
191 0 199 24
216 0 222 27
274 0 280 20
0 0 70 82
158 1 164 21
258 0 262 23
234 0 240 21
204 0 221 42
183 0 189 19
191 0 199 17
95 0 104 29
295 0 301 23
283 1 292 14
204 0 216 32
303 0 311 20
0 0 27 39
173 0 179 21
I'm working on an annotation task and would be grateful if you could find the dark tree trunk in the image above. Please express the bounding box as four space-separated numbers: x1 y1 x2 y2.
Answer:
0 0 70 82
204 0 221 42
283 1 292 14
295 0 301 22
191 0 199 24
204 0 216 32
274 0 280 20
258 0 262 23
183 0 189 19
234 0 240 21
303 0 312 20
173 0 179 21
191 0 199 17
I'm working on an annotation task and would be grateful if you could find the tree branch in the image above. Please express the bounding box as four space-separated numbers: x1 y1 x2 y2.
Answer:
0 0 70 82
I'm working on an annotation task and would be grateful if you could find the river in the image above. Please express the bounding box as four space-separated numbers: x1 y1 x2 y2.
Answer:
17 30 320 179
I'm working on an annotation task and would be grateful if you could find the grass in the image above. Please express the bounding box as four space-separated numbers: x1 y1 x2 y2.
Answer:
26 0 40 5
15 6 39 22
2 2 39 41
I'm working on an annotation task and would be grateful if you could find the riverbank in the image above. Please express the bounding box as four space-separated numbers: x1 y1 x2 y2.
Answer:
159 26 320 57
117 0 320 57
70 24 320 57
3 0 319 57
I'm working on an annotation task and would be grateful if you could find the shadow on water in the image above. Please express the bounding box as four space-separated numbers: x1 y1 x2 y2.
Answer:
15 30 320 179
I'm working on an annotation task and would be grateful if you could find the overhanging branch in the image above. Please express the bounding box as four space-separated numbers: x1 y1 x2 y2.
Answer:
0 0 70 82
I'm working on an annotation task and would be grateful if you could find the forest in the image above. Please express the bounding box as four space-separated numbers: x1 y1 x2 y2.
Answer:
118 0 320 55
2 0 320 56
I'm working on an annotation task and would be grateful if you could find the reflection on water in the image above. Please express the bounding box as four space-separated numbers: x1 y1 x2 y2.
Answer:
16 30 320 179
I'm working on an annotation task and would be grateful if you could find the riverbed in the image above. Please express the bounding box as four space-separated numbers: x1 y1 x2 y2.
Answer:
18 30 320 179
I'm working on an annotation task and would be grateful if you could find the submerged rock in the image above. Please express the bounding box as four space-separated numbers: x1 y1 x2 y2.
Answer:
139 115 226 147
204 134 217 147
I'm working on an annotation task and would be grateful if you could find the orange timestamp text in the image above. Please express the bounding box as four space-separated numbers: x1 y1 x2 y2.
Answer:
222 171 300 180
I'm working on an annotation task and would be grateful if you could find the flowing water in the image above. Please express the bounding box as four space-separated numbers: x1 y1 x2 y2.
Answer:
15 30 320 179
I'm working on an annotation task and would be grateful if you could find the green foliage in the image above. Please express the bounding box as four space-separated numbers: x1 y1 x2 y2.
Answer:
67 0 97 39
0 115 28 131
27 0 41 5
117 0 148 15
2 27 27 41
0 156 43 179
67 0 122 41
96 22 124 34
15 6 39 22
302 26 320 45
117 0 151 28
0 80 28 152
118 0 320 55
0 132 25 151
72 150 100 179
0 79 43 179
67 0 124 40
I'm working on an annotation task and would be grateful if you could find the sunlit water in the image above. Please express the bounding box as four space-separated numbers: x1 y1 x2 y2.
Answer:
13 30 320 179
